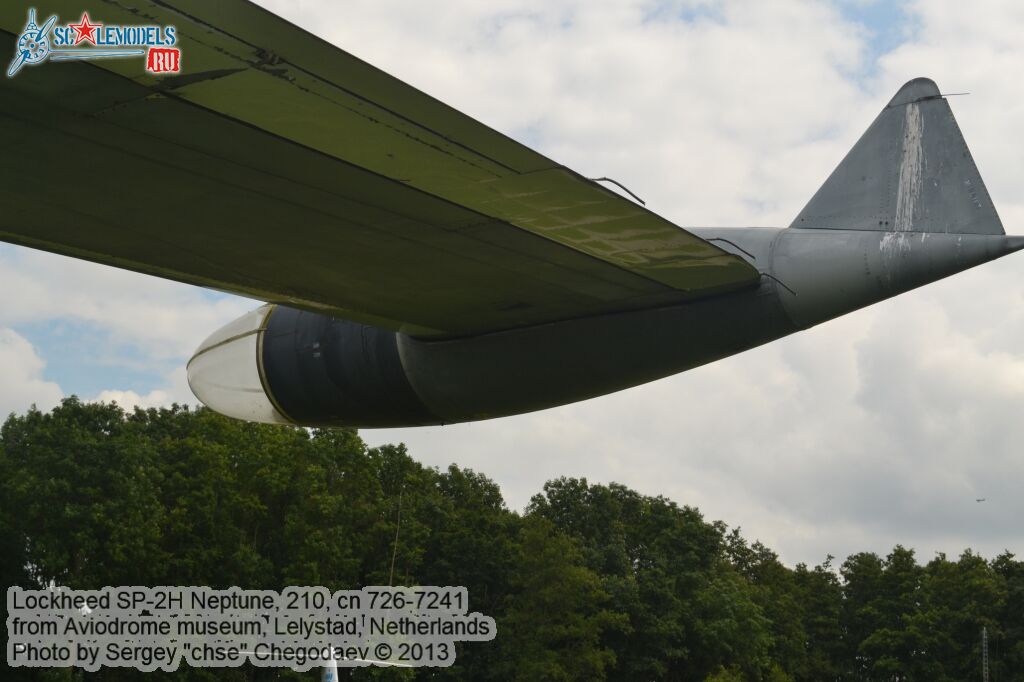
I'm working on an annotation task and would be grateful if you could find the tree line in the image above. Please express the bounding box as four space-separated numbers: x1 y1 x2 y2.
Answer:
1 398 1021 681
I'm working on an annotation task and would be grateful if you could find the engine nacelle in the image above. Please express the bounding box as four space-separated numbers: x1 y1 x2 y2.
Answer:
187 304 436 427
187 284 788 429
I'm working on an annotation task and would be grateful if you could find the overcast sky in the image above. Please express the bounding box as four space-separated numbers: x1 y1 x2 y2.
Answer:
3 0 1024 567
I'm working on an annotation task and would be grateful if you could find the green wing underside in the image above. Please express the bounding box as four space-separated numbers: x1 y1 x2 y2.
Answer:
0 0 758 337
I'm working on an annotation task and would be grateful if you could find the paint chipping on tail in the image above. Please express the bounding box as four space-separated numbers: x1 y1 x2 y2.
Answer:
894 103 924 234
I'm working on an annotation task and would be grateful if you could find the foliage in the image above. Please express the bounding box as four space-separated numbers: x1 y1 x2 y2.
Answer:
1 399 1021 680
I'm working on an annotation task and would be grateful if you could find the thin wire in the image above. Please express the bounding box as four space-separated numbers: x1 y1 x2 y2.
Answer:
388 487 403 586
761 272 797 296
705 237 757 261
589 177 646 205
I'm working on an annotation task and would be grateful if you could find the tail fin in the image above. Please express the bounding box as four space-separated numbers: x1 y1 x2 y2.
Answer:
790 77 1003 235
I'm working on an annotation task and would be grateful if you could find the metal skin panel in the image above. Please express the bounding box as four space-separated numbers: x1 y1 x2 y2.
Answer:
0 2 759 338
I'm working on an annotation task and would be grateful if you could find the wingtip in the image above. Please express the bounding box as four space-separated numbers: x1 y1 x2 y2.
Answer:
887 77 941 107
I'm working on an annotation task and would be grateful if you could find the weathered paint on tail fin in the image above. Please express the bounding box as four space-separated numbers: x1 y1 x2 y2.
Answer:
790 77 1003 235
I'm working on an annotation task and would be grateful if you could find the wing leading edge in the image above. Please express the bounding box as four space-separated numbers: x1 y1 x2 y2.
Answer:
0 1 759 337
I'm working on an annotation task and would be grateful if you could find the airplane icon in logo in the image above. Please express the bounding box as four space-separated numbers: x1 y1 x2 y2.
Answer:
7 9 57 78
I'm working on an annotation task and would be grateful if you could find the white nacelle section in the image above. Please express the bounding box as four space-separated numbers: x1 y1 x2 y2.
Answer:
186 304 290 424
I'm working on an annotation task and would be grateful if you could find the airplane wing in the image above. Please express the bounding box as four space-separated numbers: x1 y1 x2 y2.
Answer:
0 1 759 337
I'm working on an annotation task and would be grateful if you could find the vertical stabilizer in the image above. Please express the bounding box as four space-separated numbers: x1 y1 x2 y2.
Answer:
790 78 1003 235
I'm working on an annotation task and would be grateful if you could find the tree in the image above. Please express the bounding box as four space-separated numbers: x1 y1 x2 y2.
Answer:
3 400 1024 681
792 558 843 681
992 552 1024 678
921 550 1006 680
2 399 166 587
496 517 625 681
726 530 807 678
530 479 774 681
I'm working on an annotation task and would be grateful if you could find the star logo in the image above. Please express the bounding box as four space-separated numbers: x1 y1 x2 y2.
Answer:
69 12 101 45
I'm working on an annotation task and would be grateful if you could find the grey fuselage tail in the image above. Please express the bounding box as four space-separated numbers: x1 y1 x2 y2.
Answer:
189 78 1024 427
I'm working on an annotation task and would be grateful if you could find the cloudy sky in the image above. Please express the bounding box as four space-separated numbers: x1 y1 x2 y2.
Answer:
3 0 1024 567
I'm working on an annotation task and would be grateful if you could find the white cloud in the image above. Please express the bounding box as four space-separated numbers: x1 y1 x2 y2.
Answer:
0 328 63 418
90 367 195 411
366 264 1024 565
258 0 874 227
0 246 254 413
276 0 1024 563
0 247 255 360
